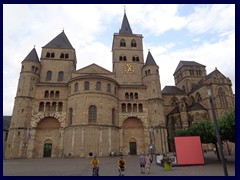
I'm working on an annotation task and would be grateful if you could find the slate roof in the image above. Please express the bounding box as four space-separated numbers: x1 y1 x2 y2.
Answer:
174 61 205 75
43 31 74 49
23 48 40 62
206 68 226 80
119 13 133 34
162 86 186 95
187 102 207 111
3 116 11 131
145 51 157 66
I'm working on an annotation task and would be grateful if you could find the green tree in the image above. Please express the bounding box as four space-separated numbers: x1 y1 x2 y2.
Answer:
219 109 235 143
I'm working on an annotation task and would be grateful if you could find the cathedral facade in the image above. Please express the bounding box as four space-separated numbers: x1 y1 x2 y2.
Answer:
5 13 234 159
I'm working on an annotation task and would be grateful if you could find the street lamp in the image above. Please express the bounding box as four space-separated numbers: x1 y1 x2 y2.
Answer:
208 88 228 176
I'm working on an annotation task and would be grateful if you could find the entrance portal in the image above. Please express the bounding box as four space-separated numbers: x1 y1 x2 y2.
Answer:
129 142 137 155
43 143 52 157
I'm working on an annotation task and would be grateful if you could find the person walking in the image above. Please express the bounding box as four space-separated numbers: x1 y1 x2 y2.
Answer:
91 155 100 176
145 153 152 174
139 152 146 174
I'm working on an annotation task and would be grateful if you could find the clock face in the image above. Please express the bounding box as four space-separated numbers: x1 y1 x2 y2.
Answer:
125 63 135 73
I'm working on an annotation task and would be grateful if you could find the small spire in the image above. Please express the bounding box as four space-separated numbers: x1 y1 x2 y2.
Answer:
63 28 64 32
148 49 150 52
123 5 126 14
34 45 36 48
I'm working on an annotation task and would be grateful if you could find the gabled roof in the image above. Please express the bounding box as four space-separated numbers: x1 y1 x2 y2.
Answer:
43 31 74 49
119 13 133 35
174 61 205 75
3 116 11 130
76 63 113 74
145 51 157 66
206 68 227 80
187 102 207 111
23 48 40 62
162 86 186 95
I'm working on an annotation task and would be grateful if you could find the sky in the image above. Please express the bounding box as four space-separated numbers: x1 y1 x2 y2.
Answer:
3 4 235 116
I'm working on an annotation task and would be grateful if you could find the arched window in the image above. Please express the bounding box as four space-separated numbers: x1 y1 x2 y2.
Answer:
96 82 101 91
46 52 50 58
131 39 137 47
39 102 44 111
84 81 90 90
218 87 228 108
58 71 64 81
46 102 51 111
125 92 129 99
46 71 52 81
89 105 97 123
130 93 133 99
134 93 138 99
119 56 123 61
68 108 73 126
123 56 127 61
112 108 116 125
107 84 111 93
58 102 63 111
120 39 126 47
55 91 60 98
74 83 78 92
65 54 69 58
122 103 126 112
44 90 49 98
133 104 137 112
139 103 143 112
51 52 55 58
127 103 132 112
148 69 151 75
50 91 54 98
51 102 56 111
60 53 64 58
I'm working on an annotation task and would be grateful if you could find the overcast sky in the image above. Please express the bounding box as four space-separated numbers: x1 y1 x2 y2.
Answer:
3 4 235 115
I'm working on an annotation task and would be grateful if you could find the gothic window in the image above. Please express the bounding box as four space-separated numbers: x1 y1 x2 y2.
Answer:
74 83 78 92
89 105 97 123
119 56 123 61
133 103 137 112
32 66 35 72
125 92 129 99
44 90 49 98
120 39 126 47
131 39 137 47
123 56 127 61
51 53 55 58
121 103 126 112
58 102 63 111
218 87 228 108
96 82 101 91
68 108 73 126
107 83 111 93
51 102 56 111
195 92 202 102
55 91 60 98
132 56 139 62
60 53 64 58
50 91 54 98
46 71 52 81
132 56 135 61
65 54 69 58
127 103 132 112
46 52 50 58
112 108 116 125
148 69 151 74
84 81 90 90
39 102 44 111
58 71 64 81
171 97 179 107
139 103 143 112
35 67 38 73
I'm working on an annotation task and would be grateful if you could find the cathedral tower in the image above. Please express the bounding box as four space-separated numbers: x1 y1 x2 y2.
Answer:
5 48 40 158
112 12 144 85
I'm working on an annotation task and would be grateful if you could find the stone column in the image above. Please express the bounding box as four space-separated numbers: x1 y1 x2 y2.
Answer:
27 129 36 158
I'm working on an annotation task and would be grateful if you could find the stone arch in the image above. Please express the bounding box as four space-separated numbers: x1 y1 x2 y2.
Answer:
31 112 66 128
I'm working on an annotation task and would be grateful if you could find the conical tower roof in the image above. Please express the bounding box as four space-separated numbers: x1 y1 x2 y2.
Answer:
43 31 74 49
119 12 133 34
145 51 157 66
23 47 40 62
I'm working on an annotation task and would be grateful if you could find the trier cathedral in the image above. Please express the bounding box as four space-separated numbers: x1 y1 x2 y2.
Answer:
5 12 234 159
